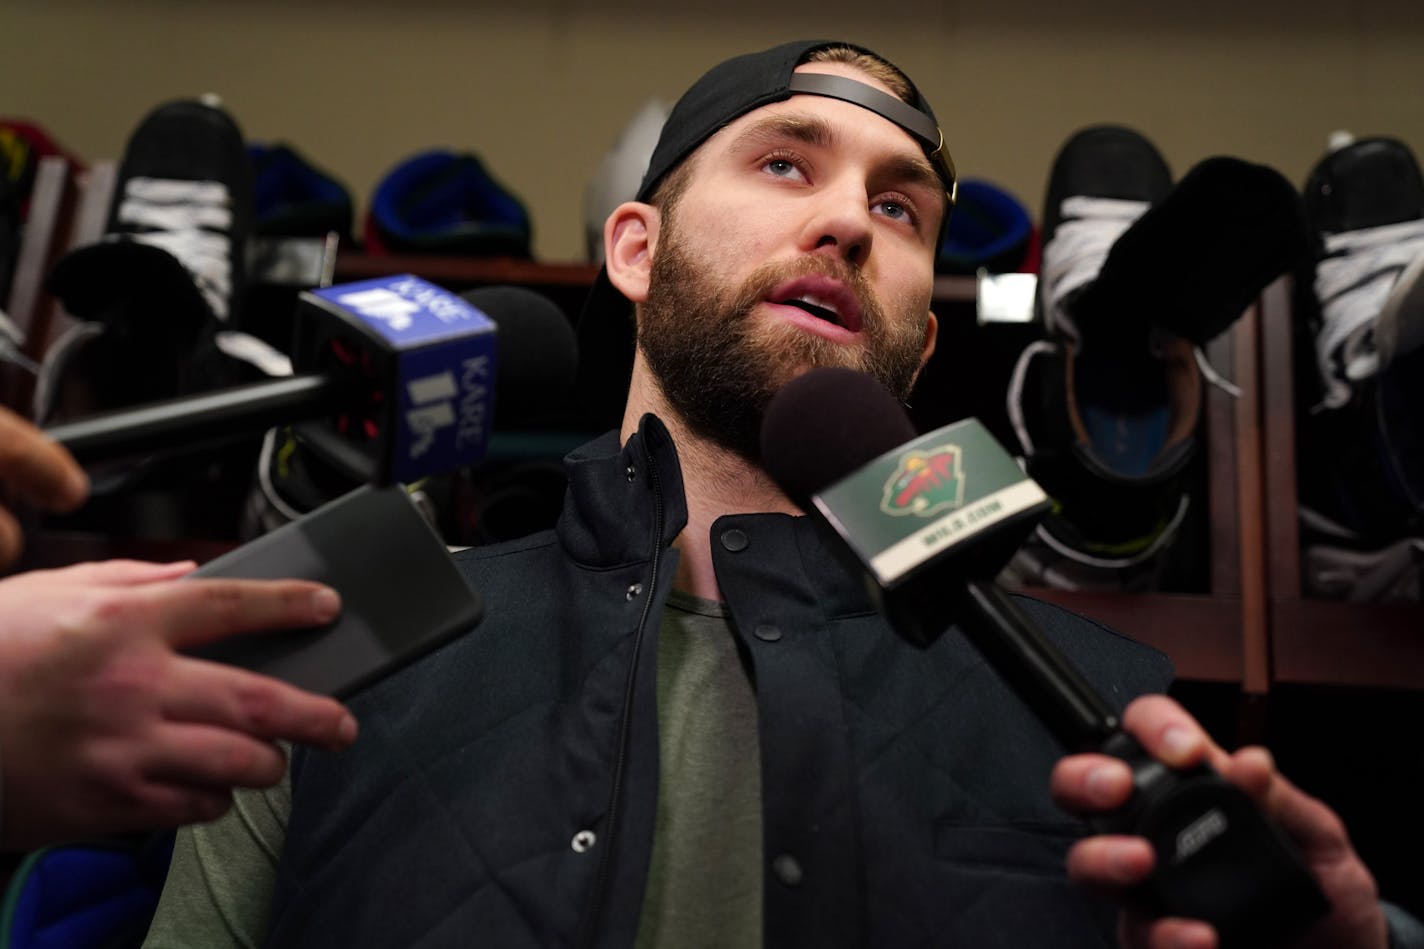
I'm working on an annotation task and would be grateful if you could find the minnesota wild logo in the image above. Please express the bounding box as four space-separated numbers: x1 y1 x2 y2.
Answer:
880 445 965 517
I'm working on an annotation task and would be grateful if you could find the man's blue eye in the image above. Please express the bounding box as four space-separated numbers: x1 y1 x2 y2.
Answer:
767 159 797 176
878 200 909 221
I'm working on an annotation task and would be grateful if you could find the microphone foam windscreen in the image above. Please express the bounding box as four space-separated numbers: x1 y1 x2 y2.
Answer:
460 286 577 427
1073 156 1310 345
760 367 917 508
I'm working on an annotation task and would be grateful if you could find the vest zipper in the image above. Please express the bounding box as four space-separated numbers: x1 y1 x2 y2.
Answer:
579 439 665 948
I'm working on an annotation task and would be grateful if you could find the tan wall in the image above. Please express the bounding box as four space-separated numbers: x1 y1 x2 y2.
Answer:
4 0 1422 262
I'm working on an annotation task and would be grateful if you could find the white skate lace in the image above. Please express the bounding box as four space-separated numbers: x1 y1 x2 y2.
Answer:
115 176 234 321
214 330 293 377
1040 195 1150 340
1313 217 1424 409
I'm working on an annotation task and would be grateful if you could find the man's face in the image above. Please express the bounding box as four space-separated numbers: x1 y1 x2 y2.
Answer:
637 61 943 462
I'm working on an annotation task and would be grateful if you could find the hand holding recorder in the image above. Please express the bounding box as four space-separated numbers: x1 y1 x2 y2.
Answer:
0 560 356 851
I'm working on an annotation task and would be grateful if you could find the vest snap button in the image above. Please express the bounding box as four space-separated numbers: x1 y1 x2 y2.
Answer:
720 528 749 552
571 830 597 853
772 853 803 886
754 624 782 642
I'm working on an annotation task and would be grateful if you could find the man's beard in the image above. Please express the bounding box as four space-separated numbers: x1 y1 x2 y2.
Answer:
637 227 929 463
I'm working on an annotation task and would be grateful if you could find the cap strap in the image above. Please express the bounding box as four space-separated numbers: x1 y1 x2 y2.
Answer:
788 72 936 144
786 72 957 207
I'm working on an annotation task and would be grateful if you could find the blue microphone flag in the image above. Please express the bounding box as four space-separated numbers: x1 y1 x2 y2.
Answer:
303 274 498 483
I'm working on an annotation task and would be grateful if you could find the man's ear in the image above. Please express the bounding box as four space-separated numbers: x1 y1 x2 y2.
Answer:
918 310 939 369
604 201 659 305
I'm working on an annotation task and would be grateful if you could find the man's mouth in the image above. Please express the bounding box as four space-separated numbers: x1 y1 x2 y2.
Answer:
781 293 845 327
767 277 863 334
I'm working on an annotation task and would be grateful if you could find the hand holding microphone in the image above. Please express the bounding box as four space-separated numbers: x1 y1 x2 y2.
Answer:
33 279 580 702
1053 694 1389 949
760 367 1333 948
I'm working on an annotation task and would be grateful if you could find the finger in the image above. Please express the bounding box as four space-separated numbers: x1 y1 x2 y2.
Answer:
1120 913 1218 949
132 784 235 829
1120 695 1229 772
1217 745 1276 801
99 781 235 835
161 657 358 751
4 782 233 850
145 578 341 648
27 558 198 588
1051 752 1136 814
0 507 21 569
1221 747 1351 857
1066 834 1156 891
0 408 89 511
139 723 291 789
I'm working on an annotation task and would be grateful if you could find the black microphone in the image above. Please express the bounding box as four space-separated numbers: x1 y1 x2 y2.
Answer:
760 367 1329 949
458 284 577 432
42 277 567 485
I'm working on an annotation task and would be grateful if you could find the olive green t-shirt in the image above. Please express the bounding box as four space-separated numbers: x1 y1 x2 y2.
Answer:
633 590 763 949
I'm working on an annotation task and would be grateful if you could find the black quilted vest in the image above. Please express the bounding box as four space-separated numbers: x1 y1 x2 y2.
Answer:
269 415 1173 948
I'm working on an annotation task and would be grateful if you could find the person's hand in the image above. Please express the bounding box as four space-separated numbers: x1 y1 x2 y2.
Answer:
0 405 89 568
0 559 359 851
1050 695 1388 949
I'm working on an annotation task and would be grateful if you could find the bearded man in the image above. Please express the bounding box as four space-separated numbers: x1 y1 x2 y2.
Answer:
145 40 1404 949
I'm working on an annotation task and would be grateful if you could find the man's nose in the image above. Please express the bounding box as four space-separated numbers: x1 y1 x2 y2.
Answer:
802 181 873 267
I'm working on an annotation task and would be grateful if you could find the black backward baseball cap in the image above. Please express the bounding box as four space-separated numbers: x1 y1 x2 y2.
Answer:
575 39 957 431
